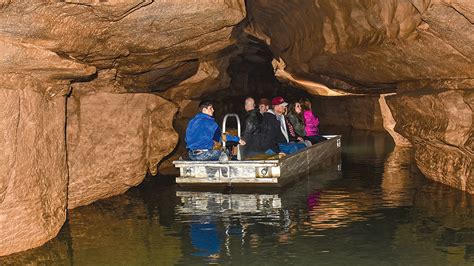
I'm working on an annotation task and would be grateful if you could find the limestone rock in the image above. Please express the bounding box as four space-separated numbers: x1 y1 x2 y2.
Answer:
386 89 473 193
0 0 245 255
379 94 412 147
312 95 385 131
66 91 178 209
0 77 68 256
0 0 245 91
245 0 474 92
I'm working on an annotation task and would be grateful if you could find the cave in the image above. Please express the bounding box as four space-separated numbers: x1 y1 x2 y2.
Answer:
0 0 472 258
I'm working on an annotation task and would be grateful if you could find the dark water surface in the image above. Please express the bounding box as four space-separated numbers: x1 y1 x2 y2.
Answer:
4 129 474 265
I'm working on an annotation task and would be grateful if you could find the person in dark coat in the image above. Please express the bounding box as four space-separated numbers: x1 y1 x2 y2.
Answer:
259 97 307 155
240 97 263 158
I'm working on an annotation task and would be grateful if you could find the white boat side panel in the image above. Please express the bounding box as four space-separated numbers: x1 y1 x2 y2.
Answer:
174 135 342 186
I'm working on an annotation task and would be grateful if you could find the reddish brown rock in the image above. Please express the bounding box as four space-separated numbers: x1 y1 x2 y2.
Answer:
0 0 246 91
0 0 246 255
0 77 68 256
312 95 385 132
67 91 178 209
246 0 474 92
386 89 473 193
379 94 412 147
0 33 94 255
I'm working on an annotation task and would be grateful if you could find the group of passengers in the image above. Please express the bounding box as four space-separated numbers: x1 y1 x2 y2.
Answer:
185 96 325 161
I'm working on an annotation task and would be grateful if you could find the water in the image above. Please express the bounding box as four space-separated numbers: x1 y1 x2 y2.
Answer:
3 129 474 265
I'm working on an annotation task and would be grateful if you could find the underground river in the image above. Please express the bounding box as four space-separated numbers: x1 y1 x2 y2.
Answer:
3 127 474 265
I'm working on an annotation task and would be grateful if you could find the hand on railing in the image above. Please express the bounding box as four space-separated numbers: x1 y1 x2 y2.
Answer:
238 139 246 145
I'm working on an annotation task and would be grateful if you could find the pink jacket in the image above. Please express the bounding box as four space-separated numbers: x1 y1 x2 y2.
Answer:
303 110 320 136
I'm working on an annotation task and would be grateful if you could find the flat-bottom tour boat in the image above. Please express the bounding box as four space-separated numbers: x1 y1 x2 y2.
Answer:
173 113 342 187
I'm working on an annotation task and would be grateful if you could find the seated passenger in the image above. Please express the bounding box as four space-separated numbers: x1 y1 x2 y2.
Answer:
186 100 245 161
258 98 270 114
241 97 263 158
287 102 306 138
283 104 309 145
301 98 327 144
259 97 306 155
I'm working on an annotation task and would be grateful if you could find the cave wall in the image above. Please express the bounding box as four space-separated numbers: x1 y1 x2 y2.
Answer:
245 0 473 194
0 35 94 255
0 0 247 256
0 77 68 256
67 90 177 209
387 89 473 193
312 95 384 131
245 0 474 92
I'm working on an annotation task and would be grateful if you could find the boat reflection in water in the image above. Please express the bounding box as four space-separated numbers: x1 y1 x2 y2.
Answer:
176 191 282 215
174 166 343 261
175 190 285 260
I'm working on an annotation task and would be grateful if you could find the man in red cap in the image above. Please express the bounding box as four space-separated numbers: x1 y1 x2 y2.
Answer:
257 96 288 155
257 96 306 156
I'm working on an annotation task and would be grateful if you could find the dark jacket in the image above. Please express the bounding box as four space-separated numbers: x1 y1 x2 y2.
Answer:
242 109 263 141
287 112 306 137
258 111 287 153
240 109 263 156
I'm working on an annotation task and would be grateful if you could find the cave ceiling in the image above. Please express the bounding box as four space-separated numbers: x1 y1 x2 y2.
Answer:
0 0 472 96
245 0 474 94
0 0 246 92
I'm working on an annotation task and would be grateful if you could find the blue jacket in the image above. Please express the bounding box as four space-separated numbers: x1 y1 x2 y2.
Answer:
185 113 239 150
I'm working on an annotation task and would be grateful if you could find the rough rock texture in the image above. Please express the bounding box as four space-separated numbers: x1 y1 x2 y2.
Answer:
246 0 474 93
244 0 473 194
386 89 473 193
0 0 246 255
0 0 245 92
0 27 95 255
312 95 385 131
0 78 68 256
67 89 178 209
379 94 412 147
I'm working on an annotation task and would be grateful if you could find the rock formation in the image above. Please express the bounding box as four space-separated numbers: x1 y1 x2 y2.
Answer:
387 90 473 193
244 0 473 193
0 0 246 256
0 0 473 257
245 0 473 92
67 74 178 208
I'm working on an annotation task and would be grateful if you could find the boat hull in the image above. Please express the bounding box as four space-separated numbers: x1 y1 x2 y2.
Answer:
173 135 342 186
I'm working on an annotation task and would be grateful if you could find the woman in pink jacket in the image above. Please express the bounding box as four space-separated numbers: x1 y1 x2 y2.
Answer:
302 99 327 144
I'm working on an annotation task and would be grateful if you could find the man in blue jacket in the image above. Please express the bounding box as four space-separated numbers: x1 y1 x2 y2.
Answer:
186 100 245 161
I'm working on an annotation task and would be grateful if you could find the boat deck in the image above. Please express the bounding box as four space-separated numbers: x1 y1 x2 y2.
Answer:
173 135 342 186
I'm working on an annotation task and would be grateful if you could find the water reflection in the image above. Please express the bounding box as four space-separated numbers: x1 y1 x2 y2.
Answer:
4 128 474 265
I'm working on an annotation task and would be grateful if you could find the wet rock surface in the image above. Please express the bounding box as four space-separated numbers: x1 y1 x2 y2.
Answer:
387 89 473 193
0 0 245 255
243 0 473 197
312 95 385 132
67 90 178 209
245 0 474 92
0 79 68 256
0 0 473 257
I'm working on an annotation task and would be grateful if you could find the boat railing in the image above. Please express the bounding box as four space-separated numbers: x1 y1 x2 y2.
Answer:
222 113 242 160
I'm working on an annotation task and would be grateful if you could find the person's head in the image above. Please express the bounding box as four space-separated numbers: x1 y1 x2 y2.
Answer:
271 96 288 115
199 100 214 116
300 98 312 111
244 97 255 112
258 98 270 114
289 102 303 115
